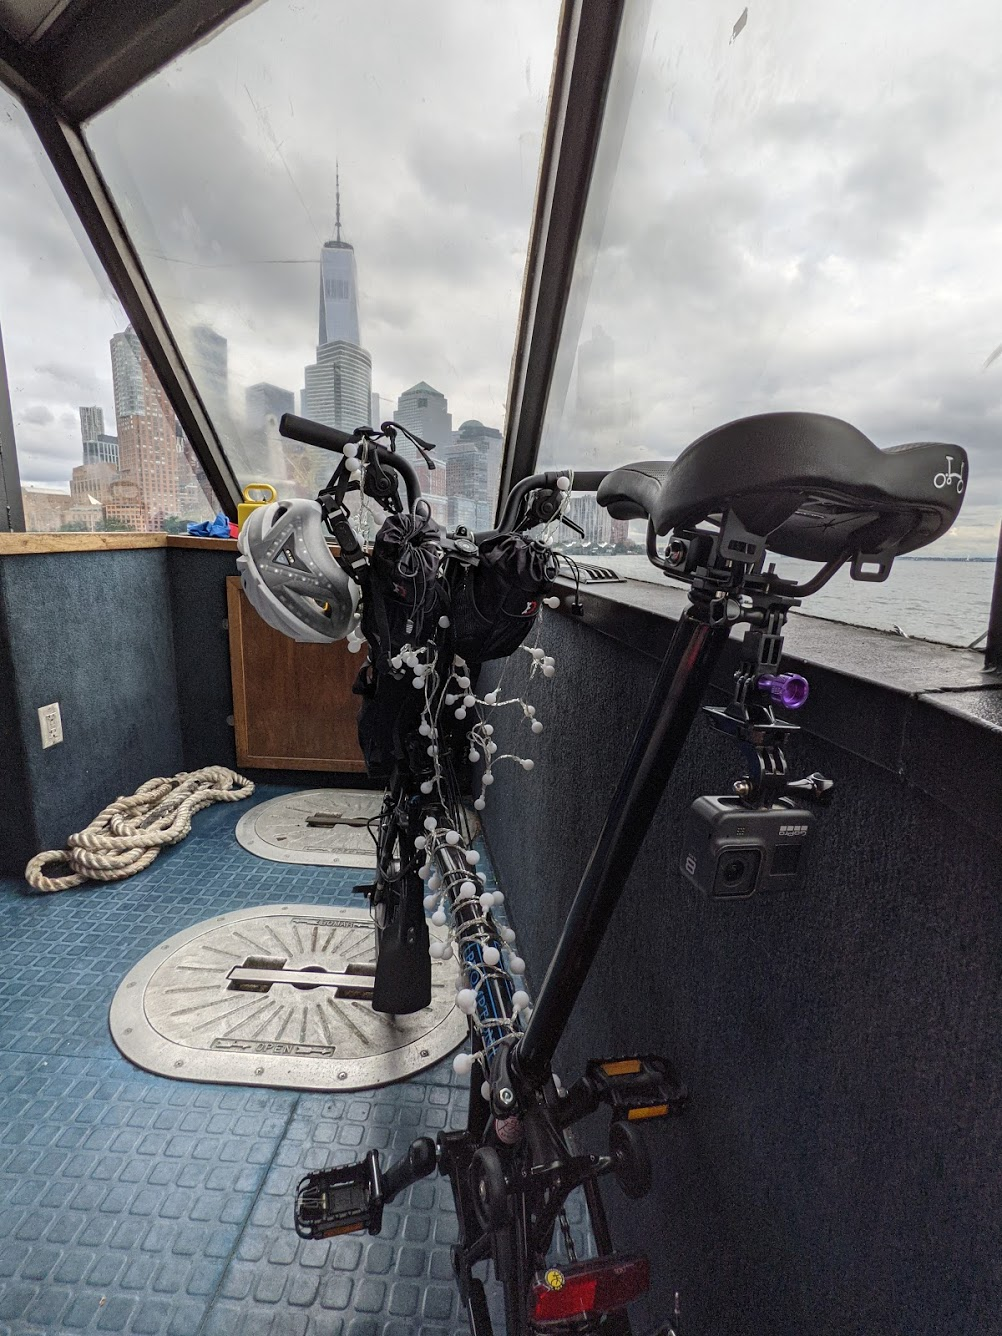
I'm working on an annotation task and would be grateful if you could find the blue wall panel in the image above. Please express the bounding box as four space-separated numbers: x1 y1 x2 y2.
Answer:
481 612 1002 1336
0 550 183 869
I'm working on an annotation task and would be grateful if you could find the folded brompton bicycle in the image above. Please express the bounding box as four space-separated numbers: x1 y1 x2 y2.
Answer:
237 410 967 1336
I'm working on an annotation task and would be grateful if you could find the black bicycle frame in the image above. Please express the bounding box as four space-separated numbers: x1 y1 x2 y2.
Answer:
512 610 730 1091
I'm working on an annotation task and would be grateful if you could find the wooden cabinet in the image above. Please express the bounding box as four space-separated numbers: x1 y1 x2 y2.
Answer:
226 577 366 772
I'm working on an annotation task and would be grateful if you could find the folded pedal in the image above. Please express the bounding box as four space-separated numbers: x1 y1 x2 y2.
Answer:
585 1055 687 1121
294 1150 384 1239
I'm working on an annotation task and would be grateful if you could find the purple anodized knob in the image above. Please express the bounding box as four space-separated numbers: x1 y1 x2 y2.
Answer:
757 673 809 710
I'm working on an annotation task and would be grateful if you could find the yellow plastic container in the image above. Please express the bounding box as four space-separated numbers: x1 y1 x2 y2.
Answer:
236 483 278 530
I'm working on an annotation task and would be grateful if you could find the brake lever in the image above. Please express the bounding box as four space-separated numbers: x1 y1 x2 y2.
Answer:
559 513 585 538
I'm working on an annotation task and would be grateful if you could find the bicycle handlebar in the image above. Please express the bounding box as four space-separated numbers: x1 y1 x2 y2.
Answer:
487 469 608 539
279 413 606 532
279 413 421 512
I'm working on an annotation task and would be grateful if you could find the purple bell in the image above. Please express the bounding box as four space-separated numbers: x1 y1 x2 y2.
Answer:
757 673 809 710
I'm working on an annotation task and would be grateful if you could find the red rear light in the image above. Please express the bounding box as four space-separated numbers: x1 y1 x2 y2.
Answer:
530 1254 650 1326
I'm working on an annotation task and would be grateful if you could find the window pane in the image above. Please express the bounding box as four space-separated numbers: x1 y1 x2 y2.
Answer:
86 0 559 518
539 0 1001 643
0 88 218 533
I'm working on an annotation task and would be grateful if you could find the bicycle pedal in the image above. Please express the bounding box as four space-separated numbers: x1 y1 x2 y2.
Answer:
352 883 376 897
586 1055 688 1121
294 1150 383 1239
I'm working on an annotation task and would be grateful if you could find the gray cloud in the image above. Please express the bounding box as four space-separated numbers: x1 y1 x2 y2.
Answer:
19 404 53 426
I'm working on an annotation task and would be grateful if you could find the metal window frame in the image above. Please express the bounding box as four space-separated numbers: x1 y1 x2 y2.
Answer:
497 0 626 512
0 316 25 532
984 524 1002 673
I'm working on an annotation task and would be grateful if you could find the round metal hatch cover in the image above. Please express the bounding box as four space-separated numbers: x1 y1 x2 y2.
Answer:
235 789 385 867
110 905 465 1091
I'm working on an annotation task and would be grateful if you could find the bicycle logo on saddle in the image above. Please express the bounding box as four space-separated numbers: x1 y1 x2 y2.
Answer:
933 456 965 492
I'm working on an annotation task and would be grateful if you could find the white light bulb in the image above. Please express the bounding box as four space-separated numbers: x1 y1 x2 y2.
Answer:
456 989 477 1015
482 773 494 786
542 664 555 678
418 722 431 737
463 695 475 708
531 721 543 734
419 864 431 880
500 926 516 944
521 759 534 772
455 707 467 720
428 874 441 892
342 442 358 459
420 780 434 795
345 456 362 474
483 724 494 736
483 946 500 967
556 476 570 491
445 830 460 846
465 850 481 865
474 797 486 811
509 955 526 975
457 676 471 690
453 1052 474 1075
347 640 362 653
525 706 536 717
459 880 476 899
415 835 427 850
543 596 560 609
487 742 498 754
438 615 450 628
512 990 531 1012
479 892 494 910
412 677 424 690
468 749 481 763
485 691 498 705
430 941 446 959
390 655 403 669
432 909 446 927
530 647 544 661
492 890 505 904
424 817 437 832
481 1080 492 1101
543 657 555 667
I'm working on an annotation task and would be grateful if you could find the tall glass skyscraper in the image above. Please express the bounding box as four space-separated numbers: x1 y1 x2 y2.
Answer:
303 172 372 439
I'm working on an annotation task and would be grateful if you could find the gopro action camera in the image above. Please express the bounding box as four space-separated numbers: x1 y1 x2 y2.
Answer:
680 795 814 898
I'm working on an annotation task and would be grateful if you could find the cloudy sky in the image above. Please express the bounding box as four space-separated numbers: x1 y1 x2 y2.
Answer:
1 0 1001 558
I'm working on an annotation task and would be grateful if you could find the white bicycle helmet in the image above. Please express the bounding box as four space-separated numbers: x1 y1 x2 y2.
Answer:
236 499 359 643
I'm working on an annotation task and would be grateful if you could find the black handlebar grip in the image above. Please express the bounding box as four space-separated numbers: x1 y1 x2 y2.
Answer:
279 413 355 452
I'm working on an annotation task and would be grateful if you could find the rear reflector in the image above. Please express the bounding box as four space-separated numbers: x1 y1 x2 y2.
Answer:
531 1254 650 1326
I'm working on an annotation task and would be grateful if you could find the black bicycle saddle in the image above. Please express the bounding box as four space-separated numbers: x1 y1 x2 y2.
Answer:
596 412 968 564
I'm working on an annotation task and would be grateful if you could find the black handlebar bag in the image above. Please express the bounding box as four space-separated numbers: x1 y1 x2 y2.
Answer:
354 524 557 777
449 532 558 665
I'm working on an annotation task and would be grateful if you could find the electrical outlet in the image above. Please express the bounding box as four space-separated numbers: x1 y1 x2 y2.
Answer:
38 702 63 749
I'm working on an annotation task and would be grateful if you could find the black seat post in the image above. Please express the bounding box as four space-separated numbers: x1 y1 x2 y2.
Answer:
513 608 730 1091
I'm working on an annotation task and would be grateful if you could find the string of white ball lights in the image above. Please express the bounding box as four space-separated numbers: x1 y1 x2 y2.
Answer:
341 459 578 1088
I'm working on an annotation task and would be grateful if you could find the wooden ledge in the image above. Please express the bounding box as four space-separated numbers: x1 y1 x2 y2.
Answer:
0 533 239 556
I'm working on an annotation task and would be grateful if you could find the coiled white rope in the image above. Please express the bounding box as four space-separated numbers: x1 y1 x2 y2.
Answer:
24 766 255 893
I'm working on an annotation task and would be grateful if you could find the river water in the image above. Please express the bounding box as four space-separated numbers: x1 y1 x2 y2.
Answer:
600 554 995 648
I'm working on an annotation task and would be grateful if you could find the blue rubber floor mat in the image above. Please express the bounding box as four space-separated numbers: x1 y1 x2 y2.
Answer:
0 787 493 1335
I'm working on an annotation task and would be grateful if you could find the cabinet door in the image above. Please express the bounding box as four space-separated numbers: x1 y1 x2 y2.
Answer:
226 577 365 771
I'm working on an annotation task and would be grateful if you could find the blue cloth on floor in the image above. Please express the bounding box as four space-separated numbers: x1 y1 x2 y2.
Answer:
187 512 231 537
